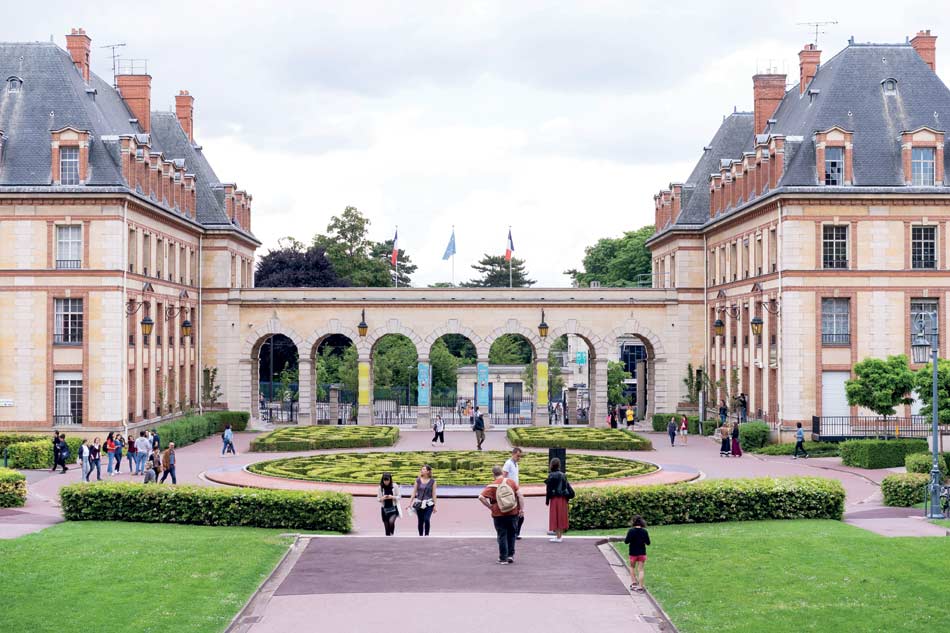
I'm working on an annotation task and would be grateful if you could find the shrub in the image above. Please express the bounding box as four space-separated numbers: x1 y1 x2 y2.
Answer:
0 467 26 507
651 414 715 436
0 434 44 450
59 482 351 532
651 413 675 432
904 452 948 478
250 425 399 452
881 473 930 507
5 437 82 469
506 427 652 451
569 477 846 530
205 411 250 432
153 411 248 449
751 441 841 457
840 439 929 469
739 421 771 450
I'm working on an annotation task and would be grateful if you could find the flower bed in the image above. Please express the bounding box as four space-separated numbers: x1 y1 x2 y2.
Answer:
249 425 399 452
506 427 652 451
248 450 656 486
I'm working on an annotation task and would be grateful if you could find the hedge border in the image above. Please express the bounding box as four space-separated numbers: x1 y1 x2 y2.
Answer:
249 425 400 452
840 439 929 469
0 467 26 507
506 427 653 451
881 473 930 507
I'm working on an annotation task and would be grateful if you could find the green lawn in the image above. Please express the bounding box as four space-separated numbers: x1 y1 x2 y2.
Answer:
598 520 950 633
1 522 292 633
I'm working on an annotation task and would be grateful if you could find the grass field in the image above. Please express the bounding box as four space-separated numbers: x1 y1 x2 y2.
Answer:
0 522 292 633
599 520 950 632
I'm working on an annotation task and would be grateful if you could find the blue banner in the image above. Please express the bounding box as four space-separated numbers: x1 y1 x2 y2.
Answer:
417 362 431 407
476 362 490 408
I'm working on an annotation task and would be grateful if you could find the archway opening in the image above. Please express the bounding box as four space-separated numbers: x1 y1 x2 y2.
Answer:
548 334 594 425
257 334 299 423
371 333 419 425
430 333 477 425
617 334 655 421
487 334 535 425
313 334 357 424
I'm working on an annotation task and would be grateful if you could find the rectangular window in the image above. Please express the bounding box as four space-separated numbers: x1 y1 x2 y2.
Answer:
59 146 80 185
912 226 937 269
143 234 151 276
822 225 848 269
824 146 844 185
156 238 163 278
730 243 737 281
821 298 850 345
910 299 939 349
55 225 82 269
769 228 778 272
54 298 83 344
53 371 83 425
912 147 936 186
128 227 136 273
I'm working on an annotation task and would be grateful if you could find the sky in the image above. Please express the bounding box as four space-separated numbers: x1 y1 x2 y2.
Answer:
3 1 949 286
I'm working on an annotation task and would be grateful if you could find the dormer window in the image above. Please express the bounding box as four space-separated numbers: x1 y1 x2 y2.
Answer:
824 147 844 185
6 76 22 93
912 147 936 185
60 146 80 185
882 78 898 95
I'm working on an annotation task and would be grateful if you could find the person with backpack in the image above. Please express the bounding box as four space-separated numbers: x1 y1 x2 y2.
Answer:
125 433 137 474
793 422 809 459
160 443 177 484
625 515 651 592
57 434 70 474
431 415 445 447
406 464 437 536
545 457 573 542
50 431 62 473
471 407 486 451
478 465 525 564
134 431 152 474
222 424 237 455
503 447 524 539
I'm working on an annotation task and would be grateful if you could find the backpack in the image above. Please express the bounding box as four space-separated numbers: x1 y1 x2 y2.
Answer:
494 478 518 513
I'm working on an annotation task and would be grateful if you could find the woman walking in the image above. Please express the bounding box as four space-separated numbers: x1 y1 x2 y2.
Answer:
79 439 90 482
407 464 437 536
104 432 116 475
624 516 651 592
431 415 445 447
719 422 732 457
113 433 125 474
666 418 677 447
88 437 102 481
545 457 573 542
679 415 689 446
730 419 743 457
125 434 137 474
378 472 402 535
718 400 728 426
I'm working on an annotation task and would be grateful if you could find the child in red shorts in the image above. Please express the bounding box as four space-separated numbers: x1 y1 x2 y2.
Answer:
624 515 651 592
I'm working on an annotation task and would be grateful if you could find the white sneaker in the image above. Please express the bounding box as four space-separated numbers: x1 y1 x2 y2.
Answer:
549 537 562 543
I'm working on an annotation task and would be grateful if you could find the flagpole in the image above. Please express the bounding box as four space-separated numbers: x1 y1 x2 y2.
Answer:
451 225 455 287
508 225 513 289
394 225 399 288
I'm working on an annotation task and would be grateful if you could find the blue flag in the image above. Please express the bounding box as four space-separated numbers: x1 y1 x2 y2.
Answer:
442 229 456 260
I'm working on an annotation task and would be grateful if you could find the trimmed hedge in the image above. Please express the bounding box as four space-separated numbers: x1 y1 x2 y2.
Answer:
739 421 771 450
904 452 948 478
0 467 26 507
154 411 249 449
840 439 929 469
651 413 716 436
506 427 653 451
59 482 351 532
250 425 399 452
881 473 930 507
0 434 45 450
205 411 250 432
568 476 846 529
5 437 82 469
751 441 841 457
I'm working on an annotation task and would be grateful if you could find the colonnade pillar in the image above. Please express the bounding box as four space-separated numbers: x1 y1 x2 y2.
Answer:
590 358 608 427
297 358 313 425
357 358 372 425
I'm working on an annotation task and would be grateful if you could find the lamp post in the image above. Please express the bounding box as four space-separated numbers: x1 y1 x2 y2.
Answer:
911 313 944 520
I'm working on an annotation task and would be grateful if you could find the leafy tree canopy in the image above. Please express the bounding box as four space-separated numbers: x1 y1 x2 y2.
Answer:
489 334 533 365
845 355 915 417
607 360 632 406
566 224 655 287
912 358 950 425
254 238 344 288
462 254 535 288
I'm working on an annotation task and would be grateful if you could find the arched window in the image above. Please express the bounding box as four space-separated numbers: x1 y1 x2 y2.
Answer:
882 78 898 95
6 76 22 93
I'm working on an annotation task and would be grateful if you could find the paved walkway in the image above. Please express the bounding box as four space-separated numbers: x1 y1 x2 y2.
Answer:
226 536 669 633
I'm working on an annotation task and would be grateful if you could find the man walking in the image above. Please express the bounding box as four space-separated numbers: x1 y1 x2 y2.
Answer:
666 417 677 447
503 447 524 539
50 432 62 473
793 422 809 459
479 465 525 564
160 442 177 484
472 407 486 451
134 431 151 474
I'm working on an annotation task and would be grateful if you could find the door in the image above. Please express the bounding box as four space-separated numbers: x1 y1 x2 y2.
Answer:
821 371 851 436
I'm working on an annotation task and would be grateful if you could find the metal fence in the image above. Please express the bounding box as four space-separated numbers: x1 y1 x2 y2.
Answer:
486 397 533 426
430 396 476 426
811 415 935 441
261 400 297 424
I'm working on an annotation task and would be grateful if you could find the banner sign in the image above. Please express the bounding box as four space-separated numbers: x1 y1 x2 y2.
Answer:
536 362 549 407
417 362 431 407
476 362 490 408
358 362 370 406
575 351 588 365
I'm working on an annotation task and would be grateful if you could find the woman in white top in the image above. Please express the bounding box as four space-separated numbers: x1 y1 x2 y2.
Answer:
431 415 445 447
378 472 402 535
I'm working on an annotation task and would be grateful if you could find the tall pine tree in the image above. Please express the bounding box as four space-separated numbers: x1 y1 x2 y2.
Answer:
463 254 535 287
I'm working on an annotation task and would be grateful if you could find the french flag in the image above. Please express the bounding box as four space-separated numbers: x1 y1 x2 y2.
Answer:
391 228 399 266
505 228 514 262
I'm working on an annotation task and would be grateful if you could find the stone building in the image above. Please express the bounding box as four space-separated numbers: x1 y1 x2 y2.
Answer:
647 30 950 427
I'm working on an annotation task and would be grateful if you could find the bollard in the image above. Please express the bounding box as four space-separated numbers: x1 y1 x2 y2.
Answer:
3 447 7 468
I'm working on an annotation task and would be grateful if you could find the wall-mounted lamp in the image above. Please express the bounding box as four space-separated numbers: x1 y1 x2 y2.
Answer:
538 309 549 338
358 309 368 337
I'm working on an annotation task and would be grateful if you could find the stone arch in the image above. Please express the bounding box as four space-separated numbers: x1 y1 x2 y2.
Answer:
543 319 609 359
424 319 485 359
607 319 665 358
365 318 424 359
302 318 364 360
608 318 667 420
241 318 306 359
483 318 542 359
242 319 305 421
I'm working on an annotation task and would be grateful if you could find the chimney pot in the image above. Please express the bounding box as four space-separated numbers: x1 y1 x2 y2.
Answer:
911 29 937 72
65 27 92 83
799 44 822 95
175 91 195 142
116 74 152 134
752 74 786 135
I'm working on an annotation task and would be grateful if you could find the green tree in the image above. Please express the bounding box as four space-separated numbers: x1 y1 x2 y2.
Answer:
912 358 950 425
607 360 632 406
566 224 655 287
372 335 418 399
430 338 463 395
274 362 299 402
548 336 568 400
489 334 533 365
313 206 415 287
463 255 535 287
845 355 915 418
315 343 358 398
370 239 417 287
428 282 455 288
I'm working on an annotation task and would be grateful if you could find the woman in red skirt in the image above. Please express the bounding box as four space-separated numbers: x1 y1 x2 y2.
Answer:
545 457 574 542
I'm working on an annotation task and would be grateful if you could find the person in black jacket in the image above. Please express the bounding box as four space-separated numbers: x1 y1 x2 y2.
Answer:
544 458 572 542
624 515 651 592
50 432 61 473
471 407 485 451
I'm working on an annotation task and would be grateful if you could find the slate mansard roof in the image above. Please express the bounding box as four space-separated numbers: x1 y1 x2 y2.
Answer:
0 40 253 238
662 39 950 233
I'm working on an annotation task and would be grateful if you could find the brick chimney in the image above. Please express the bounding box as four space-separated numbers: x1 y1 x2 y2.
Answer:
175 91 195 142
65 28 91 83
753 74 786 135
116 74 152 134
911 29 937 72
799 44 821 95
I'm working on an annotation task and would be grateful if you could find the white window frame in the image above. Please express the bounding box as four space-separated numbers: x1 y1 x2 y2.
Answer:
912 147 936 186
910 299 939 349
822 225 848 269
54 298 83 345
60 146 80 185
911 225 937 269
53 371 83 425
824 146 844 185
820 298 850 345
56 224 82 268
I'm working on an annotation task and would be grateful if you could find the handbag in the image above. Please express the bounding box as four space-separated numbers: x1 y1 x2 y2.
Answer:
382 505 399 518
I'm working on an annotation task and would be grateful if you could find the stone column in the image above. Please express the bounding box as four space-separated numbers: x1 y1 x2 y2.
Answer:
476 358 490 428
636 360 647 420
357 358 372 425
297 358 313 425
416 358 431 429
590 358 608 427
328 386 340 425
239 358 254 419
533 359 549 426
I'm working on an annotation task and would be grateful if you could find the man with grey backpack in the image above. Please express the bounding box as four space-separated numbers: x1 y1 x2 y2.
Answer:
478 465 525 564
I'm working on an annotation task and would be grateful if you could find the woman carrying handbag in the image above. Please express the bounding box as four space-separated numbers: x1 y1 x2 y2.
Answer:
545 457 573 543
406 465 437 536
378 472 402 536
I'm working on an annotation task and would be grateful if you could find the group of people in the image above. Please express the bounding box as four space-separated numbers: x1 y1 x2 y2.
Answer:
377 447 575 564
665 415 690 447
53 429 179 484
607 405 637 429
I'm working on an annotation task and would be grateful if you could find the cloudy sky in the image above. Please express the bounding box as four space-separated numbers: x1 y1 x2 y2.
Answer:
3 1 949 285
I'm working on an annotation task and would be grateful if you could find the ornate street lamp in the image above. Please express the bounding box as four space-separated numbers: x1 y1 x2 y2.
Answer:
912 314 945 519
538 310 549 338
713 318 725 337
357 309 368 337
140 316 154 337
750 316 764 337
181 319 193 338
